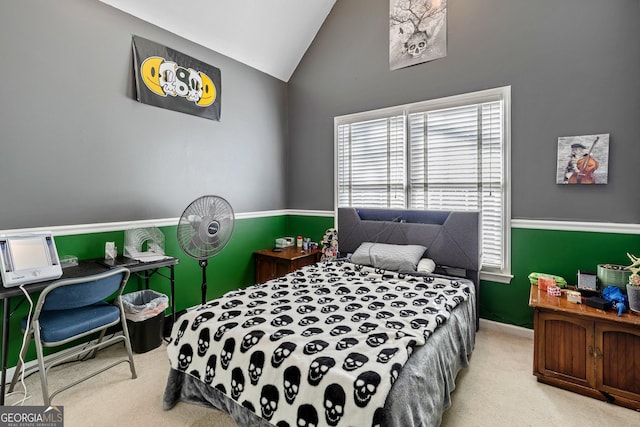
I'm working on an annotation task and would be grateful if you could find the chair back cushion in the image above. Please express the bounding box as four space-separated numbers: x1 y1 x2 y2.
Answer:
42 271 124 311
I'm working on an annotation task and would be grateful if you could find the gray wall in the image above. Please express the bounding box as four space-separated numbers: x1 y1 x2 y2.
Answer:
3 0 639 229
288 0 640 223
0 0 288 229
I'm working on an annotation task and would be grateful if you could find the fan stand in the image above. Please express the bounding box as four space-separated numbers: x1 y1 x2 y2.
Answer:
177 196 235 306
199 259 208 305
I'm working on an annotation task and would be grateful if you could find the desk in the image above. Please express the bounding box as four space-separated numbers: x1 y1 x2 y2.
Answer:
0 257 178 405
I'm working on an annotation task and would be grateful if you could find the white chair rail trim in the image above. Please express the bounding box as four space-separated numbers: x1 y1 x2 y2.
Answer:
512 219 640 235
1 212 637 237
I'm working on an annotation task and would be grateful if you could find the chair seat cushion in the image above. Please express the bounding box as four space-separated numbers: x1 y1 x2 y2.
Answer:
23 302 120 343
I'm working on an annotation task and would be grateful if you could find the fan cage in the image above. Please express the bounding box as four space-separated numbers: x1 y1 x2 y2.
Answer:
177 195 235 261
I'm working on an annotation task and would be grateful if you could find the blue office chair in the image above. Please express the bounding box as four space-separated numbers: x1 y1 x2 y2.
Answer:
9 267 137 405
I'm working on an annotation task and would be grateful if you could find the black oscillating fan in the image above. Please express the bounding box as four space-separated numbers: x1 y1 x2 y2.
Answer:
177 195 235 304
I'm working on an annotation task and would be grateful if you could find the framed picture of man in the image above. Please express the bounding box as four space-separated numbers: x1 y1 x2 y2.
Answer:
556 134 609 184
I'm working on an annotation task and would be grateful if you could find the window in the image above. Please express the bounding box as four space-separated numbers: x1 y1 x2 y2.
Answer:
335 87 511 282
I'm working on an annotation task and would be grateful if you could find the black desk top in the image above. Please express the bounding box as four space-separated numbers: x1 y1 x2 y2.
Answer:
0 257 179 299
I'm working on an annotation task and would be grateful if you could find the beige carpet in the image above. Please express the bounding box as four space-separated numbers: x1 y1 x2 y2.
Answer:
5 328 638 426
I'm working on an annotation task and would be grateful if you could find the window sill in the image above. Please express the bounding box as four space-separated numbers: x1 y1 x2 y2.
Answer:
480 271 513 284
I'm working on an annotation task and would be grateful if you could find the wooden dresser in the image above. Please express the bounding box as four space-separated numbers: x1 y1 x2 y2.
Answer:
529 285 640 410
254 247 320 284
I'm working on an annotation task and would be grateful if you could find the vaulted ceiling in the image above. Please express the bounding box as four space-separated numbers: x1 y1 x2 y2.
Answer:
99 0 336 82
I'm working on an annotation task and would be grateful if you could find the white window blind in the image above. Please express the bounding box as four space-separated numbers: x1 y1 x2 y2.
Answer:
336 87 511 278
337 116 406 209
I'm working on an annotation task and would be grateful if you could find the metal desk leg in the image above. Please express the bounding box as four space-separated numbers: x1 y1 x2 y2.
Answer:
1 298 10 405
170 265 175 323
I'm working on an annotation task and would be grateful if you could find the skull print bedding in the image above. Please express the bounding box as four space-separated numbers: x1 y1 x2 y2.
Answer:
164 260 474 427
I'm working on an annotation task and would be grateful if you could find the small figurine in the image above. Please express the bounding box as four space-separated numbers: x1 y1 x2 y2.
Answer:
321 228 338 261
602 286 628 316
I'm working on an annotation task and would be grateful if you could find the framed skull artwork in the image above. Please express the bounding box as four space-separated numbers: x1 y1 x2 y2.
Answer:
389 0 448 70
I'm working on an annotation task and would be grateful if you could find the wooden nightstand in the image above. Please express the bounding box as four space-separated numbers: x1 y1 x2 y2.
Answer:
254 247 320 284
529 285 640 410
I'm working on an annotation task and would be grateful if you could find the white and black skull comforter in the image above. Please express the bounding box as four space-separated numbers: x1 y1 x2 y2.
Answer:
167 260 471 427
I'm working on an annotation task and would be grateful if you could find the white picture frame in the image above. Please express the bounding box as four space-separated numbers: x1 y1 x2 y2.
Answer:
389 0 447 70
556 133 609 185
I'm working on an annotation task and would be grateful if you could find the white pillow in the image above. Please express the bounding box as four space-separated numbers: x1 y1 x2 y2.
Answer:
417 258 436 273
350 242 427 272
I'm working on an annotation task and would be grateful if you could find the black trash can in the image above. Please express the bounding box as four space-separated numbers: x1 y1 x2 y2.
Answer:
121 290 169 354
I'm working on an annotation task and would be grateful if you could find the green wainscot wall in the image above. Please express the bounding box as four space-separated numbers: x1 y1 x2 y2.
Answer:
480 227 640 329
5 213 637 367
293 215 640 330
292 216 640 330
2 214 334 367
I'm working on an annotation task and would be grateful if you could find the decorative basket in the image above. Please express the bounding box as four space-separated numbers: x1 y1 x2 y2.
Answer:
597 264 630 291
627 284 640 314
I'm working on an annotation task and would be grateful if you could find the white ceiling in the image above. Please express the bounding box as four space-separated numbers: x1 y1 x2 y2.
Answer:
99 0 335 82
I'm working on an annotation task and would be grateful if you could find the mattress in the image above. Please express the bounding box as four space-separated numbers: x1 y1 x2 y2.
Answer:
163 260 476 427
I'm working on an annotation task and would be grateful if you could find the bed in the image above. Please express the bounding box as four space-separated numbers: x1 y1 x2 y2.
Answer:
163 207 480 427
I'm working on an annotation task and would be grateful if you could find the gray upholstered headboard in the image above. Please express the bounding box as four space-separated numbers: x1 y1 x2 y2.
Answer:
338 207 481 327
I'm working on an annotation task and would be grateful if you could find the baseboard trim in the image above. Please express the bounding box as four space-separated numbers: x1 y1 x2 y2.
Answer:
479 318 534 340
